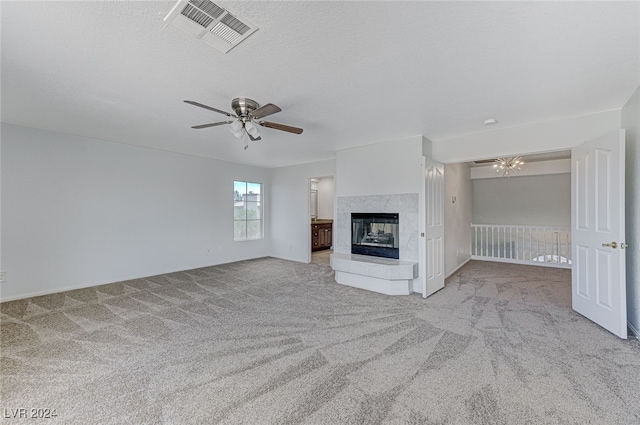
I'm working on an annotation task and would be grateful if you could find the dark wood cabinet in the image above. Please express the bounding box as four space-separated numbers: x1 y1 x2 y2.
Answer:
312 222 332 251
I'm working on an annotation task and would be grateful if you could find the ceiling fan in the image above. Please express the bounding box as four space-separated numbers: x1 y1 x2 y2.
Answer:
184 97 303 149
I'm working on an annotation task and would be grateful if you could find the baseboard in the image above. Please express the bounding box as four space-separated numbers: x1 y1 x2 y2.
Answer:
0 256 270 303
470 255 572 270
628 321 640 339
0 279 117 303
445 257 472 279
268 255 308 264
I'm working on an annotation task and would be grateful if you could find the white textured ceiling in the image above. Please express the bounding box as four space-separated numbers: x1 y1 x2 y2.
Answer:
2 1 639 168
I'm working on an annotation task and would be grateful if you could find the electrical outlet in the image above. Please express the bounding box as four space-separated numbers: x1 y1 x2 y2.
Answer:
0 271 6 283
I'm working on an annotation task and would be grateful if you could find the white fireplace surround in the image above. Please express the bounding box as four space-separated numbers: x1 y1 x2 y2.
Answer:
330 194 420 295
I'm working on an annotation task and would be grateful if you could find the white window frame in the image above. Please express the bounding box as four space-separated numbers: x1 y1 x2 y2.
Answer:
233 181 263 241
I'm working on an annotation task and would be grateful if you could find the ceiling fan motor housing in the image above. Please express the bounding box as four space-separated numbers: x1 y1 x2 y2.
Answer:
231 97 259 121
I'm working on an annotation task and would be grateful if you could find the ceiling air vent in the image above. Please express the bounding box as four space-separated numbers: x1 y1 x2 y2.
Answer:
473 159 497 165
164 0 258 53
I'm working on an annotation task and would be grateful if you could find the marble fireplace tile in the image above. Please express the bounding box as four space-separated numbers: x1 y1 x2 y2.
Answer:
401 193 419 212
335 194 419 261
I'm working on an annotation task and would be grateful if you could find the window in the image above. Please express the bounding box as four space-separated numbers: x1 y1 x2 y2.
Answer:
234 181 263 240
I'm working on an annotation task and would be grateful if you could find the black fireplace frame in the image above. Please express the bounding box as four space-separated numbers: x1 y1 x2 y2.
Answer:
351 212 399 259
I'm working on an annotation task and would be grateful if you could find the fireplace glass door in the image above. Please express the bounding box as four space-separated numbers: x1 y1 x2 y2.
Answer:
351 213 399 259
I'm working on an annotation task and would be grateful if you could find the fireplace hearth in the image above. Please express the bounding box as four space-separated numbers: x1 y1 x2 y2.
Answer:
351 213 399 259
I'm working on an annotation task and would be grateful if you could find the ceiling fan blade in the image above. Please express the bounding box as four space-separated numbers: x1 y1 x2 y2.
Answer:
248 133 262 141
259 121 303 135
251 103 281 119
191 121 233 129
184 100 236 118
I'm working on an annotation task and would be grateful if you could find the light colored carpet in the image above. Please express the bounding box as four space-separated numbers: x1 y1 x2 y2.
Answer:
1 258 639 424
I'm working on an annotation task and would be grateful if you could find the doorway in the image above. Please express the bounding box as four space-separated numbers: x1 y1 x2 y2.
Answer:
309 176 334 265
461 133 628 339
469 151 572 267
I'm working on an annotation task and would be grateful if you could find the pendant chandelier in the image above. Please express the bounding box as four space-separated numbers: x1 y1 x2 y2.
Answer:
493 156 523 177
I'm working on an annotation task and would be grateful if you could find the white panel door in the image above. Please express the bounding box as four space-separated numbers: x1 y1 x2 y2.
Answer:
424 158 445 298
571 130 627 339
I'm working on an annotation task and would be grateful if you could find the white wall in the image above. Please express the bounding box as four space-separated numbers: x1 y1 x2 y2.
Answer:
336 136 424 197
0 133 2 282
432 110 621 164
1 124 271 301
470 159 571 180
317 177 334 220
444 163 472 277
472 174 571 227
270 160 335 263
336 136 425 292
622 85 640 336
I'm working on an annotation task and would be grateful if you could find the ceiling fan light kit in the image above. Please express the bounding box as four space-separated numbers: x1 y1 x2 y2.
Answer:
229 120 244 138
244 121 260 138
185 97 303 149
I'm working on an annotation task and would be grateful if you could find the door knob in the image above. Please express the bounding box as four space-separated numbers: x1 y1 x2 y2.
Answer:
602 242 618 249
